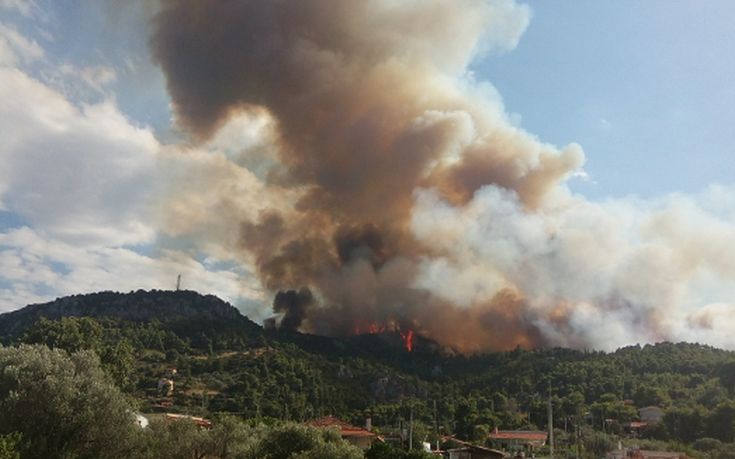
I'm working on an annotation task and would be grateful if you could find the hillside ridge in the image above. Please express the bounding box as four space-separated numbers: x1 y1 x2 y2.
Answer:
0 289 258 340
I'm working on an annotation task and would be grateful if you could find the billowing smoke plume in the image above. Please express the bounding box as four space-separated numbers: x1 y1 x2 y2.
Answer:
273 288 314 331
151 0 735 352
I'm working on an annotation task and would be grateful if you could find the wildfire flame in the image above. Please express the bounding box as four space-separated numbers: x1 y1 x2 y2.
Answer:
352 321 415 352
400 329 414 352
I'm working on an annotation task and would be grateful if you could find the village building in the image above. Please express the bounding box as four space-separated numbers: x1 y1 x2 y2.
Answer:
488 428 547 455
307 416 381 449
442 437 506 459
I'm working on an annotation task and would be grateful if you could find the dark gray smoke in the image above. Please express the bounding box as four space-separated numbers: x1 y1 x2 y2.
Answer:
273 288 314 331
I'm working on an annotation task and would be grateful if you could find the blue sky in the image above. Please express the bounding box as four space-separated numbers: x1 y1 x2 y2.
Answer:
1 0 735 349
482 1 735 199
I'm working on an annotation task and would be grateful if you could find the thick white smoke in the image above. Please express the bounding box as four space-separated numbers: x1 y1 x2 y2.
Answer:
411 184 735 350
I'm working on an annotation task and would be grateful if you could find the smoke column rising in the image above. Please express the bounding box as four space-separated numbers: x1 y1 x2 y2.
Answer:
151 0 735 352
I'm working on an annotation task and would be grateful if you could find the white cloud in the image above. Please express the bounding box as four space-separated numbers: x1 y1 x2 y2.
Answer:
56 63 117 95
0 55 270 318
0 226 265 315
0 0 37 17
0 22 44 65
0 67 158 247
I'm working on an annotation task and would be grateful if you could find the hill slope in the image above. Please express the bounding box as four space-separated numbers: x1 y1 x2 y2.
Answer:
2 290 735 451
0 290 256 340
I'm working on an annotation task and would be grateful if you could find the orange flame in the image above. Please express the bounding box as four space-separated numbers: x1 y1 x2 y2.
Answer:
400 329 414 352
352 321 414 352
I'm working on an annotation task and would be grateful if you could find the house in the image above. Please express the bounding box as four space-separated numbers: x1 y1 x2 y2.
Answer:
443 438 506 459
307 416 381 449
639 406 664 424
488 428 547 455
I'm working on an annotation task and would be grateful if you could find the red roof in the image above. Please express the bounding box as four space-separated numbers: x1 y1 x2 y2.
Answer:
307 416 376 438
489 430 547 442
164 413 213 428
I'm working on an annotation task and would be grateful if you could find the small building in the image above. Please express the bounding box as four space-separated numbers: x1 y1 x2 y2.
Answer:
307 416 380 450
639 406 664 424
442 436 506 459
488 428 547 455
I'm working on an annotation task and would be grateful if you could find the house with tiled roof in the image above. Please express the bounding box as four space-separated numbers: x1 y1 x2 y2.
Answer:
488 428 547 455
443 436 507 458
307 416 381 449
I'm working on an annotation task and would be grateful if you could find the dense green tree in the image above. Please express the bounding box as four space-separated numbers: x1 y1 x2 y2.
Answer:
633 385 670 408
0 433 20 459
718 361 735 393
706 401 735 442
663 406 705 442
246 423 362 459
0 345 140 459
23 317 103 353
366 442 434 459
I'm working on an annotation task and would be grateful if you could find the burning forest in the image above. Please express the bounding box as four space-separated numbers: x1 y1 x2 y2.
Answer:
151 0 735 353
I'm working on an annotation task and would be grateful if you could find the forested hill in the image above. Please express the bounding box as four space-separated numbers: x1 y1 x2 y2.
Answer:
0 290 257 340
2 290 735 455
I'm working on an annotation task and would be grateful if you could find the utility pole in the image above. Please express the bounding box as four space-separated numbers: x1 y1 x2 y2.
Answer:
548 380 554 458
409 404 414 450
433 399 438 449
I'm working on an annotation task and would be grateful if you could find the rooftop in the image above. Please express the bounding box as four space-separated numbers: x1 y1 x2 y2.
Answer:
307 416 376 438
489 430 548 442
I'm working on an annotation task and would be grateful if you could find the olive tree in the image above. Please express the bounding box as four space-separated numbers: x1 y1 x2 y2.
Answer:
0 344 141 459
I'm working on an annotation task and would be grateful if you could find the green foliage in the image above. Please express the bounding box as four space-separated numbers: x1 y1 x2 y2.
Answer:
706 401 735 442
0 344 140 459
0 433 20 459
248 423 358 459
24 317 103 352
366 442 434 459
582 430 617 457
